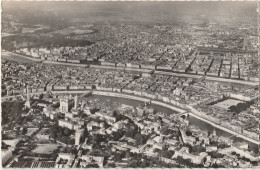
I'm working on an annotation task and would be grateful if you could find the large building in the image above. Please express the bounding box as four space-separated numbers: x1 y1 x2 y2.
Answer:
1 148 14 165
60 97 69 113
1 139 19 165
80 155 104 167
59 96 74 113
58 119 75 130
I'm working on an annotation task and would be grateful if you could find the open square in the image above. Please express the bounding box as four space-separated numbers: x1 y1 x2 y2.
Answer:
213 99 244 110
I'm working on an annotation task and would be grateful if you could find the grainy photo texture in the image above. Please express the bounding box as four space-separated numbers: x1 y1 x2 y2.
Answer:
1 1 259 168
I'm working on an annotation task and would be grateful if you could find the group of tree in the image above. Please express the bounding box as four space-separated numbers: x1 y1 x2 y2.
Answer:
211 162 225 168
127 154 151 168
89 134 106 147
185 130 192 136
60 146 77 155
112 110 129 121
108 129 125 141
190 145 206 154
128 159 150 168
2 101 26 127
49 123 75 145
2 32 94 51
159 149 175 159
128 154 179 168
134 132 148 146
124 124 139 138
160 126 176 136
85 164 99 168
176 156 203 168
228 102 252 115
208 151 224 158
21 127 28 135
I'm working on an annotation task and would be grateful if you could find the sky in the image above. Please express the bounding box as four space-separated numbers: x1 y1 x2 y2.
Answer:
2 1 258 24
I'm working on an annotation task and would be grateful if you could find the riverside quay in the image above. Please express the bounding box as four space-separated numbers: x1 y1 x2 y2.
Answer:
1 1 259 168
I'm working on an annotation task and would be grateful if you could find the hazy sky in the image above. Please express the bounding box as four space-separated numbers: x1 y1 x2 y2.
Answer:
3 1 257 14
2 1 257 24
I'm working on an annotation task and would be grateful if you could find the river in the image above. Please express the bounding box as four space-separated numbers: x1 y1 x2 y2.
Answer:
1 51 38 63
87 94 258 153
2 51 258 152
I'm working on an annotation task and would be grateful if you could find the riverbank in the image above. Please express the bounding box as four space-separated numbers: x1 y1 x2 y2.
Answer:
51 90 259 145
188 112 259 145
1 51 41 63
51 90 186 113
2 51 258 86
2 89 259 149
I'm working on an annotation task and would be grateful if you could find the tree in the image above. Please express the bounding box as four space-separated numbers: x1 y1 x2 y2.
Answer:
140 159 149 168
212 163 219 168
160 150 174 159
112 130 125 141
85 164 99 168
92 134 104 144
236 103 248 113
181 115 186 119
15 116 24 125
134 133 146 146
160 126 169 135
22 116 31 124
39 93 44 100
38 123 44 130
64 128 72 136
125 151 131 158
114 152 123 162
125 128 135 138
148 160 154 167
51 152 58 160
22 127 28 135
191 145 206 154
228 105 238 113
176 156 185 164
69 147 77 155
68 139 75 145
50 131 57 140
1 101 25 125
185 130 192 136
228 102 250 114
208 151 224 158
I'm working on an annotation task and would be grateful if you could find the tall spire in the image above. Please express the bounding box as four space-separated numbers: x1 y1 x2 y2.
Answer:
25 85 31 108
27 85 30 101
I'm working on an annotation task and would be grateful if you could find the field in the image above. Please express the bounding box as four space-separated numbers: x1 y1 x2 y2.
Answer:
32 144 58 154
213 99 243 110
51 26 95 35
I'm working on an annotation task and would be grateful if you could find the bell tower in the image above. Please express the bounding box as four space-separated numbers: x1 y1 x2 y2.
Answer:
74 95 78 110
60 96 69 113
25 85 31 108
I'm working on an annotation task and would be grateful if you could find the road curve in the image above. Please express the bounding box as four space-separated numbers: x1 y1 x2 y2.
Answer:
2 89 259 145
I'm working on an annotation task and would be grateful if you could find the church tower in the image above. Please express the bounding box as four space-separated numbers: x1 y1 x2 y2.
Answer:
74 95 78 110
60 96 69 113
25 85 31 108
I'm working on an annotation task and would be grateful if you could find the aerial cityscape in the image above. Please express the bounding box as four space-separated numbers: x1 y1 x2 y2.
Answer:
1 1 259 168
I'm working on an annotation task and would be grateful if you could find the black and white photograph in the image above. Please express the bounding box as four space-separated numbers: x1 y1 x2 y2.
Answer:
1 0 259 168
